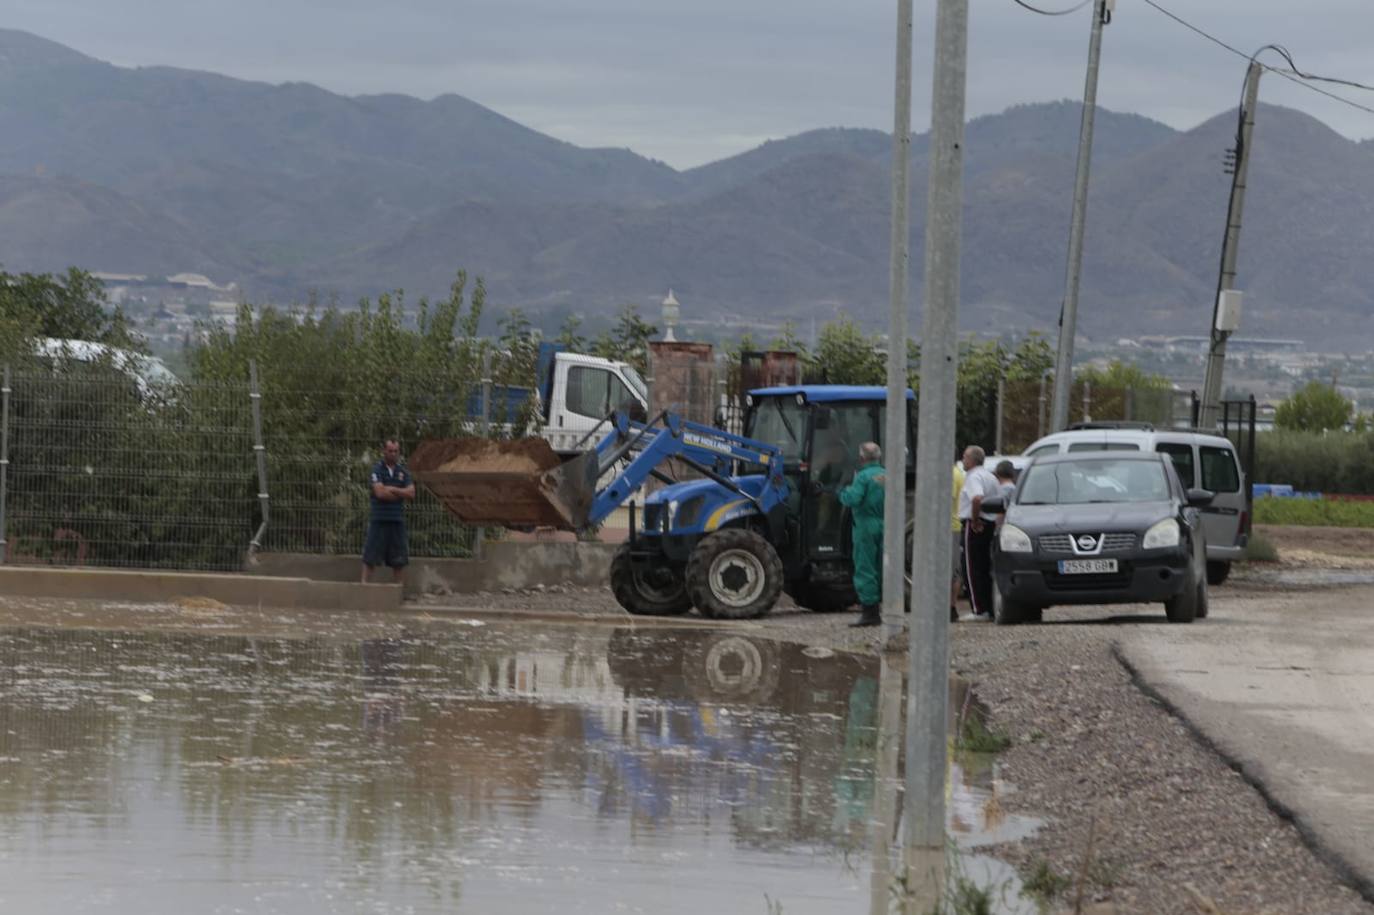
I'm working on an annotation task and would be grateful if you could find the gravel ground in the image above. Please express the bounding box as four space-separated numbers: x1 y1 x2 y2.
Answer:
413 570 1374 915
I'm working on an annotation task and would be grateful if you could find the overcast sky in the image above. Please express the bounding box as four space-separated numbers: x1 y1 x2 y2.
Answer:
8 0 1374 168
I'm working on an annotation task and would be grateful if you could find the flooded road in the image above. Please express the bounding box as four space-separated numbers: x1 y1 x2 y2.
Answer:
0 611 1035 913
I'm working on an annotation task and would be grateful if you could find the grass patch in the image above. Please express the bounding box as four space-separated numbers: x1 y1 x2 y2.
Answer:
1020 858 1072 903
1253 497 1374 528
1244 530 1280 563
956 712 1013 754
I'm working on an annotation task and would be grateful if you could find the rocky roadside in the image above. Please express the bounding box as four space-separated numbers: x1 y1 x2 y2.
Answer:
413 577 1373 915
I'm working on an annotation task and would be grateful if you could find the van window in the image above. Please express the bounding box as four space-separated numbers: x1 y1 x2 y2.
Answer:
1026 444 1059 458
1156 443 1195 488
1067 442 1138 452
1201 446 1241 493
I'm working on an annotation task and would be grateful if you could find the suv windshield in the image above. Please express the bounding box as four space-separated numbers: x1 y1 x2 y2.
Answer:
1019 458 1171 505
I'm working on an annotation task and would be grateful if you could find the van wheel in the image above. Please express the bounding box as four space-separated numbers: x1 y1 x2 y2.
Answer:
610 544 692 616
686 529 784 620
1206 561 1231 586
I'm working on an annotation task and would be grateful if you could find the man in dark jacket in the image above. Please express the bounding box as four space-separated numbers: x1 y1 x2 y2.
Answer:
362 439 415 585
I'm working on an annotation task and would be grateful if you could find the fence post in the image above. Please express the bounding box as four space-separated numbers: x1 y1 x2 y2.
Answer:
475 348 491 560
1082 380 1092 423
994 377 1005 454
1037 373 1048 439
247 360 271 562
0 366 9 565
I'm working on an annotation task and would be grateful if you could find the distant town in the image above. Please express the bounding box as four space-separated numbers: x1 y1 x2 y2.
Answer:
101 270 1374 428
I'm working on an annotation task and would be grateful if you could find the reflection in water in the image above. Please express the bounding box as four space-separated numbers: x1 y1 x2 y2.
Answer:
0 621 1039 914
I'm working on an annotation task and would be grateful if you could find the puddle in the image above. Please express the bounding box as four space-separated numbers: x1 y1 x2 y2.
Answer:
0 618 1041 914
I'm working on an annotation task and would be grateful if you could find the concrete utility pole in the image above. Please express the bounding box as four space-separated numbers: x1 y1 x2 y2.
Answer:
1199 60 1262 429
904 0 968 908
1049 0 1114 433
881 0 914 637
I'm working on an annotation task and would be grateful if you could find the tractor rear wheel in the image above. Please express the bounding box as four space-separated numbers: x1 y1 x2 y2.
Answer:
610 544 692 616
686 529 784 620
789 583 857 613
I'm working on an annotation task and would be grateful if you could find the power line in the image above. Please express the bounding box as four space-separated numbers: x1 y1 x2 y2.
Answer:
1011 0 1093 16
1140 0 1374 119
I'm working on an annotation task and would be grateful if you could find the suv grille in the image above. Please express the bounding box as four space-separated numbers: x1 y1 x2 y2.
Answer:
1039 532 1137 553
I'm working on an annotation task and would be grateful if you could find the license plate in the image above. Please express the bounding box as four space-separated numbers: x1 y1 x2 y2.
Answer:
1058 558 1118 575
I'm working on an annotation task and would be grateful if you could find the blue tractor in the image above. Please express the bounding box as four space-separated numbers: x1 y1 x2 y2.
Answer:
411 385 916 620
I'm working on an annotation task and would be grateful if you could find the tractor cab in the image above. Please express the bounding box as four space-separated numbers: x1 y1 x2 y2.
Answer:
743 386 915 611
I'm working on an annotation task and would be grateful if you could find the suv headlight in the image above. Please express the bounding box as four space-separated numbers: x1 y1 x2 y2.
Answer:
1143 518 1181 549
999 524 1033 553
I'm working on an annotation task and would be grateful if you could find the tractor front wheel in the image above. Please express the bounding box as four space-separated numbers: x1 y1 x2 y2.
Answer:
610 544 692 616
686 529 784 620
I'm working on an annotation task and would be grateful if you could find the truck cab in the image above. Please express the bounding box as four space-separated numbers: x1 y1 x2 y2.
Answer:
536 344 648 454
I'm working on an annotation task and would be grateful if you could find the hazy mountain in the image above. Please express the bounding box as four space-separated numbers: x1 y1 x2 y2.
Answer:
3 28 1374 346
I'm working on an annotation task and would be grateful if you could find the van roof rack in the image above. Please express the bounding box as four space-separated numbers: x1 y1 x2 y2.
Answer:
1065 421 1155 431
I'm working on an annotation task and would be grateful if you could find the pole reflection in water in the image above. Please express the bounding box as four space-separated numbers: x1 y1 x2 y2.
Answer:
866 657 1043 914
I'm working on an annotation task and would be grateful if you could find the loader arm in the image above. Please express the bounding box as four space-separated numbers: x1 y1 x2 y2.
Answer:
582 411 785 528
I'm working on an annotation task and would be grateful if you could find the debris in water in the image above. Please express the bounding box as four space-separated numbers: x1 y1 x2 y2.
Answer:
802 646 835 659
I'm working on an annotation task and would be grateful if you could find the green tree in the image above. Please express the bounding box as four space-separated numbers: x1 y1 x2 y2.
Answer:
1274 381 1353 432
1076 359 1171 390
592 304 657 374
555 314 588 351
806 318 884 385
0 267 142 362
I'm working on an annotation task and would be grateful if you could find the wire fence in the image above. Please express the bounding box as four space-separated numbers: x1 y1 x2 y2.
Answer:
0 355 1211 574
0 361 517 573
2 365 252 571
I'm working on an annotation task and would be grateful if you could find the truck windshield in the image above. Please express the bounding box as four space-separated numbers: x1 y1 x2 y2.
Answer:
746 397 806 463
622 365 648 403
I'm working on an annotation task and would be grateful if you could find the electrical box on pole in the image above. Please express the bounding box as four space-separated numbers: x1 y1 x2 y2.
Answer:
1215 289 1243 333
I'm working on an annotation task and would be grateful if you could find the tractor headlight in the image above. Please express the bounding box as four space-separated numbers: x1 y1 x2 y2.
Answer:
1143 519 1180 549
999 524 1033 553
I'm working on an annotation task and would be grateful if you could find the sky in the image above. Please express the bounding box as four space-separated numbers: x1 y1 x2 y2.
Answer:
7 0 1374 168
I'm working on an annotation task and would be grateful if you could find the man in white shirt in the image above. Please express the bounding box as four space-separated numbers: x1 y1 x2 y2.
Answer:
958 445 1000 619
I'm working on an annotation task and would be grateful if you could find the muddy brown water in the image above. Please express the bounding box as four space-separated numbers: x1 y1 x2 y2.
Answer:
0 614 1037 913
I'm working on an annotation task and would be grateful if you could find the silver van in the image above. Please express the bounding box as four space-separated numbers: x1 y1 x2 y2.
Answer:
1021 423 1248 584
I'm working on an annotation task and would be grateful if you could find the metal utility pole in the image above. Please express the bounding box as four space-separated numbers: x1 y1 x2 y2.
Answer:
1200 60 1262 429
904 0 968 908
1049 0 1114 433
881 0 914 637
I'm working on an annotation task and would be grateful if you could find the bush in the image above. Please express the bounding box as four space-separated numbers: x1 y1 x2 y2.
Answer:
1253 430 1374 493
1244 530 1280 562
1253 497 1374 528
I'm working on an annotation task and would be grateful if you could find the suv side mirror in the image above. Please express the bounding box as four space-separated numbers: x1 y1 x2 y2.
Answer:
1186 488 1214 507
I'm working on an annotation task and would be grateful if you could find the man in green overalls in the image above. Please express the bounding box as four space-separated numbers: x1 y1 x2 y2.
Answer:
839 441 886 628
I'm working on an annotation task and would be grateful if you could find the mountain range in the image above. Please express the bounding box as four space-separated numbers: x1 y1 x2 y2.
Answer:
3 28 1373 347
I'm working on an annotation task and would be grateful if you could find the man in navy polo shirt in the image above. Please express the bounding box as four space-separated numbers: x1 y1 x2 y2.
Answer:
362 439 415 585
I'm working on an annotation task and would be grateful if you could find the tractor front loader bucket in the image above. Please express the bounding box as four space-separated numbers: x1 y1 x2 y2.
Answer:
409 438 599 531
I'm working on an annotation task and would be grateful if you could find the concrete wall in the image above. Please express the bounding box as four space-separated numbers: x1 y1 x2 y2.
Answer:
249 540 618 597
0 566 401 612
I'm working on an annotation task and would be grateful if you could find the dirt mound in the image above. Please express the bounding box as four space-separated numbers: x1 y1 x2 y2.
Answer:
410 437 561 475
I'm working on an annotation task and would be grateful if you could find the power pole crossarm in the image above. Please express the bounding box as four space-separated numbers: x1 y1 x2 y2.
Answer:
1049 0 1112 433
1200 60 1262 429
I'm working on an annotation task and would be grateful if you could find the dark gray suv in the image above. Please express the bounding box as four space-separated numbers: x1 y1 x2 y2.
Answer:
990 451 1211 625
